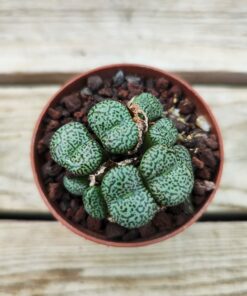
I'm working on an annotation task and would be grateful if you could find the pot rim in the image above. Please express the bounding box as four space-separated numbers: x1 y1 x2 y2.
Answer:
31 63 224 247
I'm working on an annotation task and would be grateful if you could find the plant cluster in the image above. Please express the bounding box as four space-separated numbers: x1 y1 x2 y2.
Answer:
50 92 194 228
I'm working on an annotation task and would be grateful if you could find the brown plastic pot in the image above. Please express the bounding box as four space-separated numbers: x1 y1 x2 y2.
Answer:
31 64 224 247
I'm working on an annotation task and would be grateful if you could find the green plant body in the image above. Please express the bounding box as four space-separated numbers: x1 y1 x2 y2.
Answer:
140 144 194 206
63 175 88 196
131 92 163 121
88 100 139 154
101 165 158 228
83 186 108 219
145 117 178 147
50 122 103 175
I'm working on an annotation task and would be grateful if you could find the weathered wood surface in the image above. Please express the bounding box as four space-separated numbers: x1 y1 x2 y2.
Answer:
0 84 246 213
0 221 246 295
1 0 247 77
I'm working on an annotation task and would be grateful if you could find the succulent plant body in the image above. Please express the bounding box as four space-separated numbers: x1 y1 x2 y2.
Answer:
50 122 103 175
88 100 139 154
50 88 194 229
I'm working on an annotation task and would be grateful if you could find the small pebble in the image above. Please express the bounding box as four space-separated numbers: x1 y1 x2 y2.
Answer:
152 211 173 230
105 223 126 239
80 87 92 99
42 160 62 177
126 75 142 85
48 107 63 120
196 115 211 132
179 98 195 115
155 77 169 90
198 148 217 169
113 70 125 86
139 222 157 238
122 229 140 242
98 87 113 97
192 156 204 169
62 93 82 113
47 183 63 201
87 75 103 91
46 120 60 132
87 216 102 232
73 207 86 223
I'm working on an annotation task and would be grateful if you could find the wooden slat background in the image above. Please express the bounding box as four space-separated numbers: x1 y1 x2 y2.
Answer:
0 222 247 296
0 85 246 213
0 0 247 295
0 0 247 77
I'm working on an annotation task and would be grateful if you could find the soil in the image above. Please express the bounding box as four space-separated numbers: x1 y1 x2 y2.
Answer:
36 70 220 242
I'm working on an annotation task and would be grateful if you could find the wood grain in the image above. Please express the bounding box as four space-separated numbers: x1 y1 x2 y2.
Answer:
0 84 246 213
0 221 246 295
0 0 247 76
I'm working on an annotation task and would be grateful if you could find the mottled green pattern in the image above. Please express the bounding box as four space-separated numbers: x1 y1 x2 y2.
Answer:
109 189 158 229
148 163 194 206
101 165 158 228
63 175 88 196
101 165 143 204
132 93 163 121
88 100 139 154
174 144 193 173
140 144 194 206
83 186 107 219
139 145 177 182
50 122 103 175
146 118 178 147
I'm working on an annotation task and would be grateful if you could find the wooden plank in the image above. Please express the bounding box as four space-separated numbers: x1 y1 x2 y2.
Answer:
0 84 246 214
0 0 247 76
0 221 247 295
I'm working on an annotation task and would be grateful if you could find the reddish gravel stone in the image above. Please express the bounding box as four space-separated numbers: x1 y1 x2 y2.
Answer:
70 198 81 211
117 89 129 99
87 75 103 91
48 107 63 120
147 88 159 97
42 160 62 178
80 87 92 99
139 222 157 238
197 167 211 180
155 77 169 90
46 120 60 132
87 216 102 232
73 207 86 223
98 87 113 97
105 223 126 239
59 199 70 212
192 156 204 169
47 183 63 201
73 109 85 120
168 85 182 98
62 93 82 113
152 211 173 230
193 195 206 207
179 98 195 115
122 229 140 242
198 148 217 169
37 140 47 154
205 137 218 150
65 208 74 219
174 214 188 227
193 180 206 196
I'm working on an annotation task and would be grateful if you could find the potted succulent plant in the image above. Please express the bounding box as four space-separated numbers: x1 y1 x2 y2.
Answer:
31 64 223 246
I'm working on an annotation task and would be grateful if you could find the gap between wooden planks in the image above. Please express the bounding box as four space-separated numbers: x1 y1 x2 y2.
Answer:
0 0 247 75
0 221 246 296
0 84 246 214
